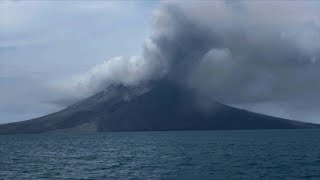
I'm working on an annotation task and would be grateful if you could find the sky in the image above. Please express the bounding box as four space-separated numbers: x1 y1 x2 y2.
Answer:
0 1 157 123
1 1 320 124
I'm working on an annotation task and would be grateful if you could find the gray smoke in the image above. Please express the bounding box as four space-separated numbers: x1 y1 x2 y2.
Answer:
154 1 320 122
150 1 320 104
54 1 320 121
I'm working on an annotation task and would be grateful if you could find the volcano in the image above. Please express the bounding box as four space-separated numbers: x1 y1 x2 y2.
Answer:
0 81 318 134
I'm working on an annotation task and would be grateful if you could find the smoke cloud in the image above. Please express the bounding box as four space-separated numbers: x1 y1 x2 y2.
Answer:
53 1 320 121
154 1 320 104
51 54 166 101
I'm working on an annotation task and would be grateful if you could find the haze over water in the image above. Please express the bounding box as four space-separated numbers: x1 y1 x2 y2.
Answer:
1 129 320 179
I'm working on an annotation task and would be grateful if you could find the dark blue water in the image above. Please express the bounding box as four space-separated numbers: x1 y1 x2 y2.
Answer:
1 130 320 179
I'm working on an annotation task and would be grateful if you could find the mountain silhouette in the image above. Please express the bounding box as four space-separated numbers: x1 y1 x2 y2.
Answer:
0 80 318 134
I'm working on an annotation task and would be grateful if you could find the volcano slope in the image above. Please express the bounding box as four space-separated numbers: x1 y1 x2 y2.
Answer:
0 81 318 134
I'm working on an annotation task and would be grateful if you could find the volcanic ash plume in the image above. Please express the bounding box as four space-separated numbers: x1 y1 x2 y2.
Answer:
55 1 320 109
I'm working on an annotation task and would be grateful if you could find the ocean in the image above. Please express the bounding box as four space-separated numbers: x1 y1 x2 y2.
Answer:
1 129 320 179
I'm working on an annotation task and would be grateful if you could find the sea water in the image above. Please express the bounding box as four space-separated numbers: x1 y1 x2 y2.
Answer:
1 129 320 179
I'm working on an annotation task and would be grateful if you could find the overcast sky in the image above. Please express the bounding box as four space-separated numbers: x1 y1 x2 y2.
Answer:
0 1 157 123
1 1 320 124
